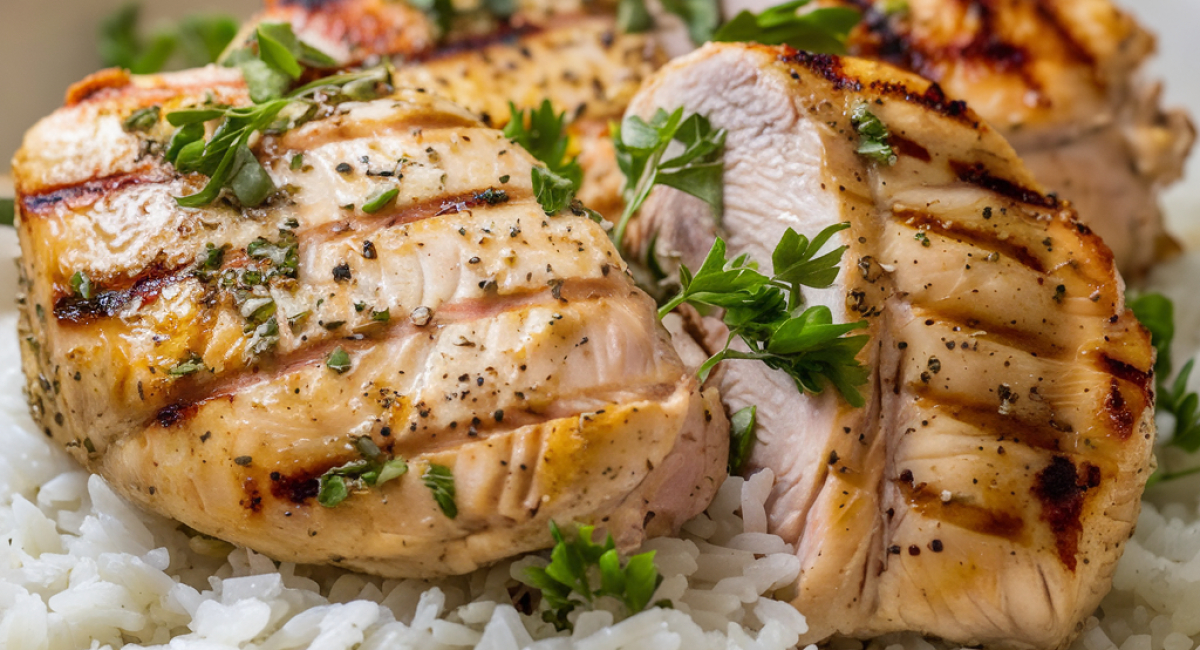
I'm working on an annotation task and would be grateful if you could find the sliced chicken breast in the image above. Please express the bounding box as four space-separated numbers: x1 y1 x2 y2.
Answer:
13 66 727 577
728 0 1195 275
627 42 1155 649
245 0 659 220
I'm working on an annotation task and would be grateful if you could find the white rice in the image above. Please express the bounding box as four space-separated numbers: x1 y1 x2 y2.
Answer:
3 239 1200 650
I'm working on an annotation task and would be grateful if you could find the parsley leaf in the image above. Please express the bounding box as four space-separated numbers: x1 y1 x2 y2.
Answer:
660 225 870 407
850 103 897 165
523 521 665 631
1129 293 1200 458
70 271 94 300
164 59 391 208
326 347 352 374
612 107 726 252
728 405 757 474
504 100 582 189
422 464 458 518
0 199 14 227
532 167 578 216
713 0 861 54
316 436 409 507
168 353 208 377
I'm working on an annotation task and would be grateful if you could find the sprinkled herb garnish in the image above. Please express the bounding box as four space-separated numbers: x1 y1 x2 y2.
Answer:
362 187 399 214
522 521 665 632
851 103 897 165
317 436 409 507
326 346 352 374
422 463 457 518
123 105 161 132
69 271 94 300
168 353 207 376
728 405 757 474
659 223 870 406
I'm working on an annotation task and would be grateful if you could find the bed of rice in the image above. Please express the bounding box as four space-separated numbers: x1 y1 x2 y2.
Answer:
3 243 1200 650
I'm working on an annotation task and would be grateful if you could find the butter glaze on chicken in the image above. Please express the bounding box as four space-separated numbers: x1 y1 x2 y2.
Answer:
13 68 727 577
626 42 1155 649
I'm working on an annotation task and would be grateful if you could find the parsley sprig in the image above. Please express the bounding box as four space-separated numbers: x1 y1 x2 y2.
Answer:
164 23 391 208
612 107 726 252
523 522 664 631
422 464 458 518
317 437 409 508
713 0 862 54
503 100 591 217
660 224 870 406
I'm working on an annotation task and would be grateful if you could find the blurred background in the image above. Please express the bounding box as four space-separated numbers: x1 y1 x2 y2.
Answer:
1 0 1197 236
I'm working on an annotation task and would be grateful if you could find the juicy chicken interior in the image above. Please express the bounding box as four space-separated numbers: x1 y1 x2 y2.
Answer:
730 0 1195 275
12 67 728 577
627 43 1155 649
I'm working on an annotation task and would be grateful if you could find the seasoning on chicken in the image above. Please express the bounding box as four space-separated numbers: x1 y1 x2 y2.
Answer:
626 42 1156 649
728 0 1195 275
245 0 662 219
12 66 728 577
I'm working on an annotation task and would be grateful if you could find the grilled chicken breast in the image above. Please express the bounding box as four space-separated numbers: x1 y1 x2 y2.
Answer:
247 0 659 219
627 43 1155 649
729 0 1195 275
13 66 728 577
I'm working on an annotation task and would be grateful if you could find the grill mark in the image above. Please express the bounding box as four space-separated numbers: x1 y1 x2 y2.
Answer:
910 393 1064 453
51 187 532 325
414 22 543 62
54 263 192 324
896 209 1046 273
150 277 625 427
912 308 1066 361
889 134 930 162
275 111 482 150
1031 1 1097 68
778 48 972 124
21 171 172 216
1100 355 1152 394
303 186 532 243
1103 379 1136 441
951 161 1059 209
898 477 1026 542
1032 455 1100 572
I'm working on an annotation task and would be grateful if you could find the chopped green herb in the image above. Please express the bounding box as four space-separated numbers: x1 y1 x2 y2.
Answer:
290 153 304 170
915 231 930 247
659 224 870 406
245 230 299 279
612 107 726 253
168 353 207 376
69 271 94 300
851 103 897 165
287 310 310 333
422 463 457 518
327 346 352 374
713 0 861 54
0 199 14 227
728 405 757 474
123 105 161 132
371 309 391 323
362 187 399 214
522 521 664 632
316 438 409 507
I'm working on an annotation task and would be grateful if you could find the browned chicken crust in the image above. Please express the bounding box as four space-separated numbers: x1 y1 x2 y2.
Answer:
627 42 1156 649
13 68 728 577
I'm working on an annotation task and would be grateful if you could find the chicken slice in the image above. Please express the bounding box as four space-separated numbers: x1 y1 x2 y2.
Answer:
245 0 660 220
13 67 727 577
626 42 1155 649
728 0 1195 275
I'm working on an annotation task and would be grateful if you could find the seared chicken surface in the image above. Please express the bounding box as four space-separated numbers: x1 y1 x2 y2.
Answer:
249 0 658 219
731 0 1195 275
627 43 1155 649
13 67 728 577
